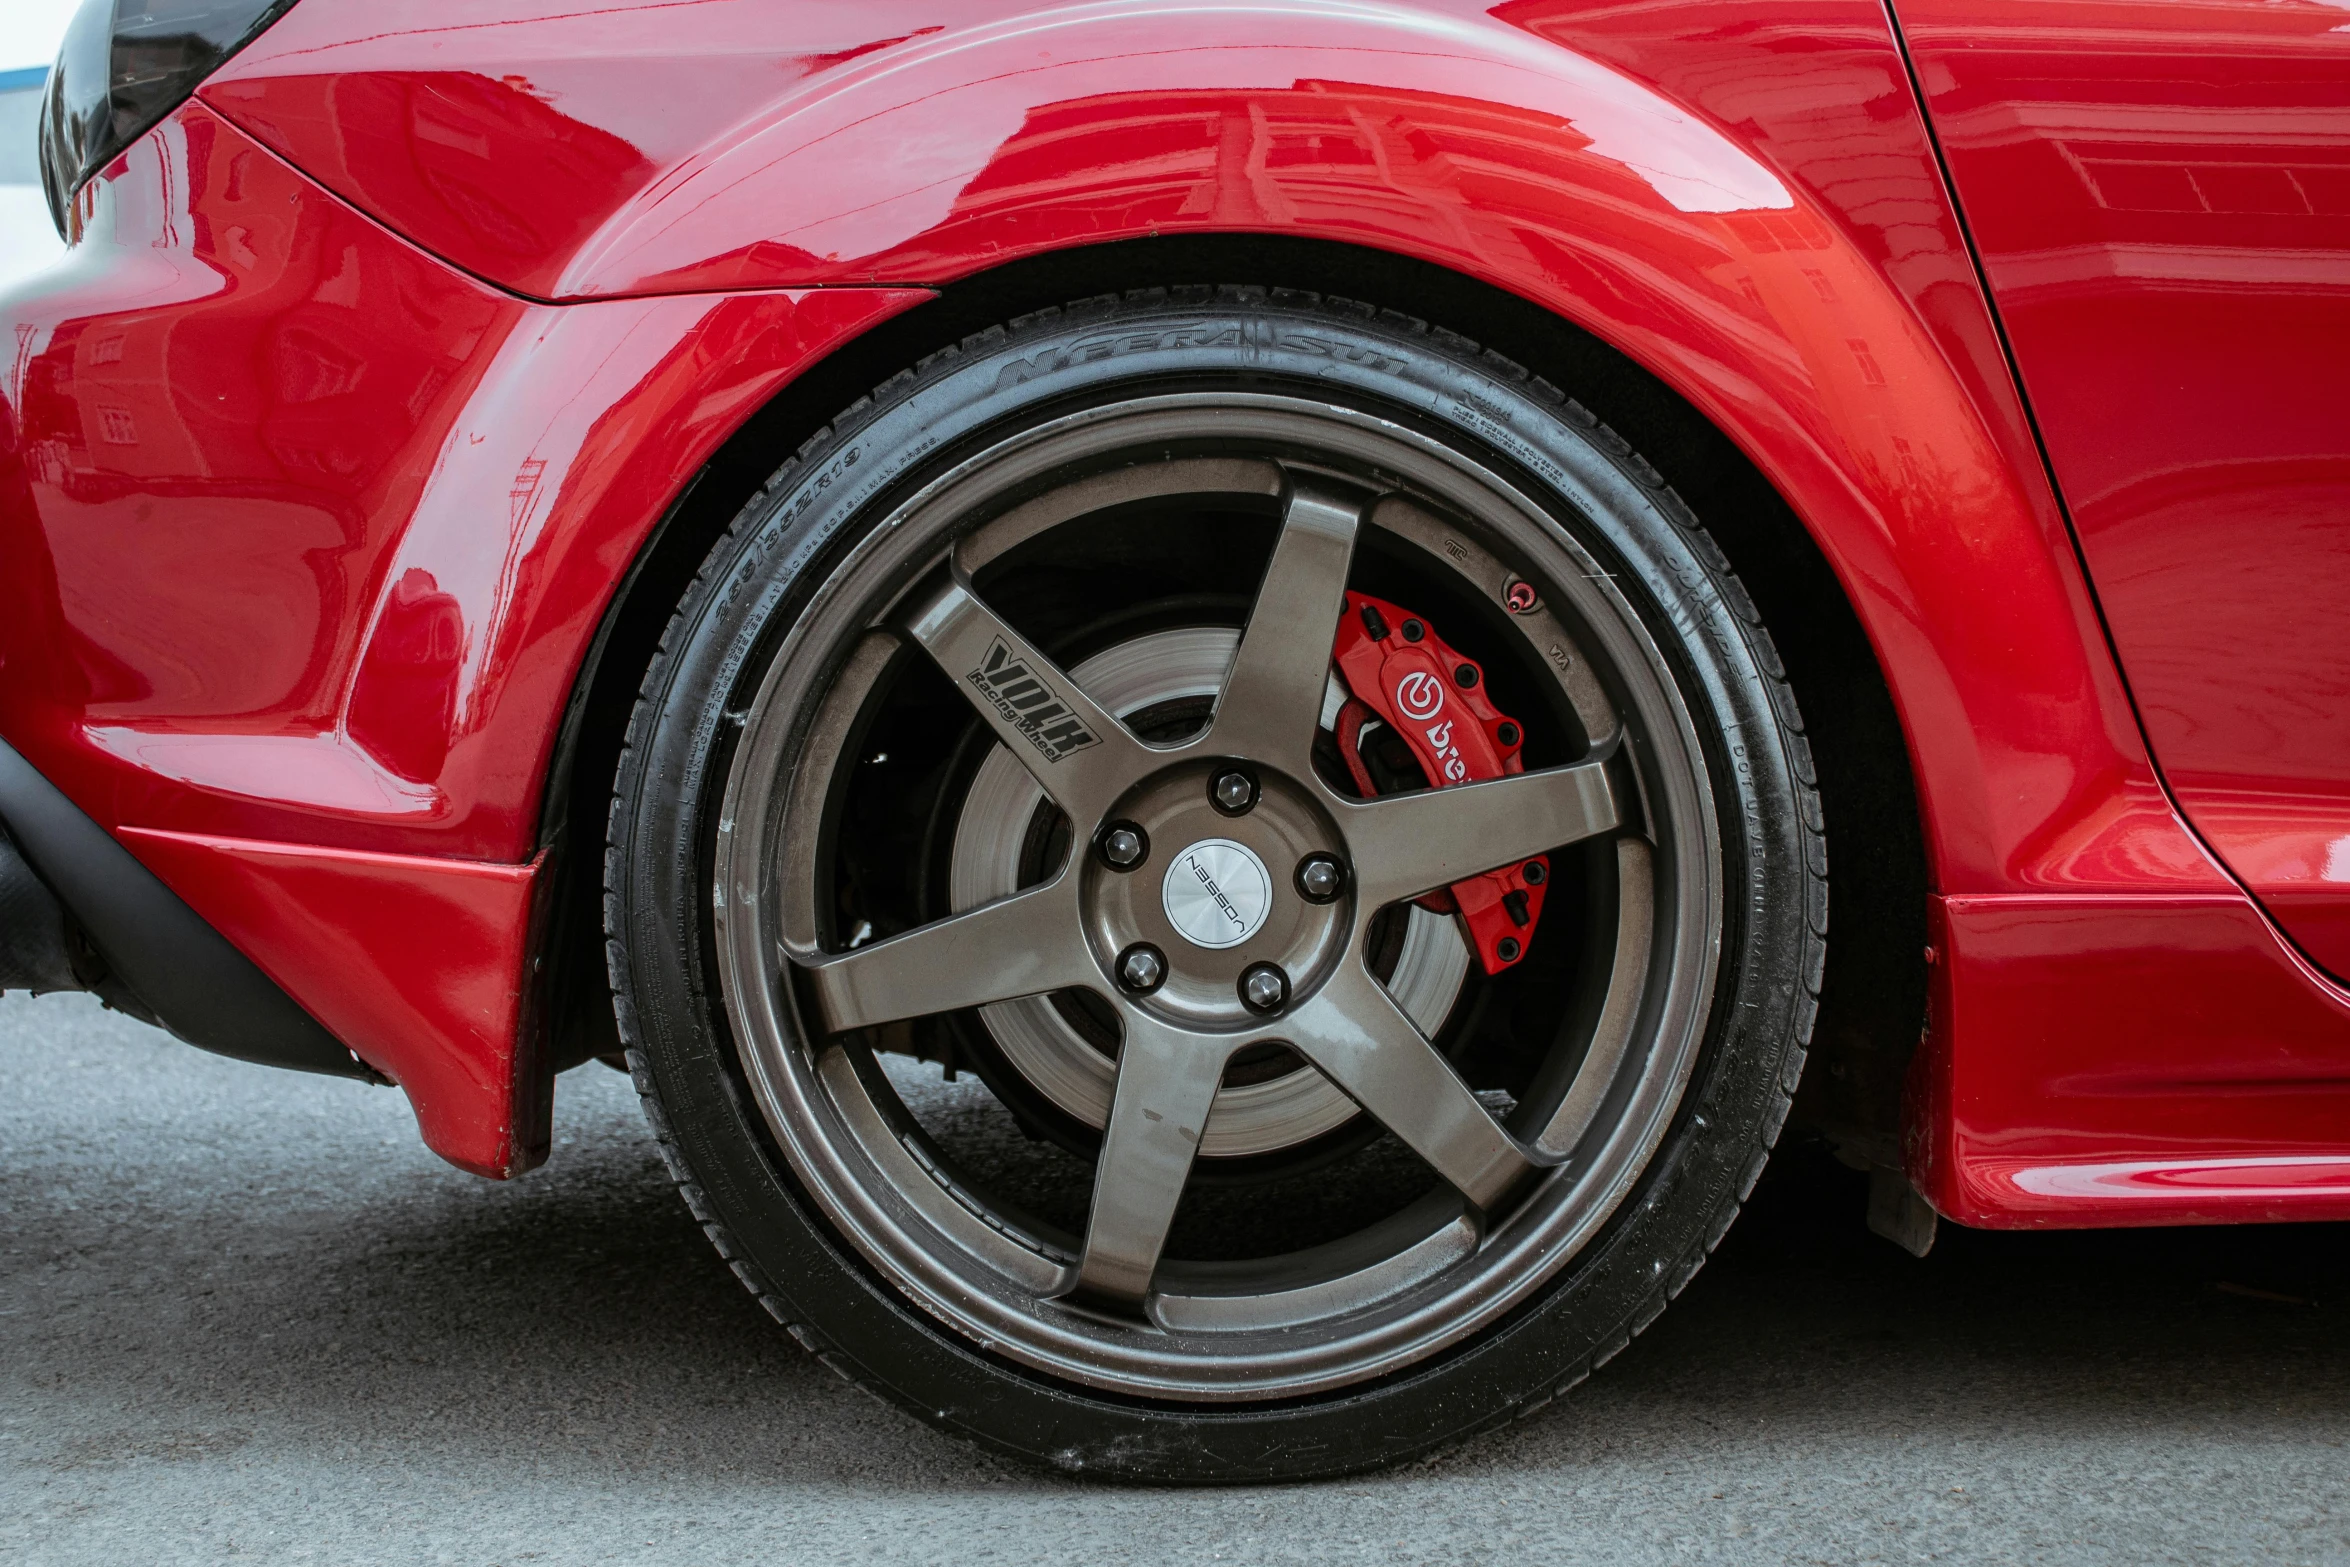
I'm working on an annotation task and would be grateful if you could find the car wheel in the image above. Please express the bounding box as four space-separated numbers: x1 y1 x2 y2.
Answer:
604 287 1825 1480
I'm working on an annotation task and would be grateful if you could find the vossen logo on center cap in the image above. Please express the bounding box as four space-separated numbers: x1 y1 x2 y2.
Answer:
966 638 1101 764
1161 838 1273 951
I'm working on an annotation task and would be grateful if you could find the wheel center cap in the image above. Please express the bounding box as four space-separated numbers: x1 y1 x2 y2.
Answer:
1160 838 1273 950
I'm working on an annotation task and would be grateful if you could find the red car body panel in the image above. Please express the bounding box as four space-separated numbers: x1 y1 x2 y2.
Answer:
10 106 923 864
4 0 2345 1215
1 103 924 1170
1920 893 2350 1226
196 0 2194 889
1901 0 2350 984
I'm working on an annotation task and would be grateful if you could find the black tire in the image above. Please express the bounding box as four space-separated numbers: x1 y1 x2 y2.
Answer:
605 287 1824 1481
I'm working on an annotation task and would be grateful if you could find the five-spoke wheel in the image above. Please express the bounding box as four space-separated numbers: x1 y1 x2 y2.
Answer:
789 472 1629 1308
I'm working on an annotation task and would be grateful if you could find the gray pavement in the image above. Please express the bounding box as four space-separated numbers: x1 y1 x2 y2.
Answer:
4 990 2346 1565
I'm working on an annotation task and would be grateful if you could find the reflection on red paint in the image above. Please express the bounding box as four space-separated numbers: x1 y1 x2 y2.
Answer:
1912 893 2350 1227
0 106 518 835
202 3 962 299
348 568 465 784
208 71 651 292
2012 1157 2350 1200
1901 0 2350 981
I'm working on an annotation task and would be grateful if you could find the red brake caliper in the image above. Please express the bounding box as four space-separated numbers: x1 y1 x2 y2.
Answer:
1331 591 1548 974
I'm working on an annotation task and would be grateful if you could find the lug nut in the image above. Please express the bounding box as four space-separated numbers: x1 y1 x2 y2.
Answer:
1118 943 1167 994
1211 770 1257 814
1239 962 1290 1014
1098 822 1148 869
1295 853 1345 903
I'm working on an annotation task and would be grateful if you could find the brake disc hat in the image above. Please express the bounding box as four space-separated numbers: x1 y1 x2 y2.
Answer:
604 288 1824 1479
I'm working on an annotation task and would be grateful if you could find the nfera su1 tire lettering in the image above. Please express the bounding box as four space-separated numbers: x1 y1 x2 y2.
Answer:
603 287 1825 1481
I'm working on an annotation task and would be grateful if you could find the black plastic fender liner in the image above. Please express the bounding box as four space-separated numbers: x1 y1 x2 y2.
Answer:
0 737 373 1078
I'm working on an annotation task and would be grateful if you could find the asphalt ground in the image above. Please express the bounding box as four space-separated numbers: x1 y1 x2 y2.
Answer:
5 990 2347 1565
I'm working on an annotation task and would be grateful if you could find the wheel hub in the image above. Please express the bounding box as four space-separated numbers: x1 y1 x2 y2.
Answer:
1082 760 1348 1031
948 626 1469 1157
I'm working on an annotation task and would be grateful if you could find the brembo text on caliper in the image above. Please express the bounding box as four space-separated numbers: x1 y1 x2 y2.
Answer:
1330 591 1548 973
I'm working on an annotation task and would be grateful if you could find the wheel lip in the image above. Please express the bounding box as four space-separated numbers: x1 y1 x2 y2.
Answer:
711 387 1723 1402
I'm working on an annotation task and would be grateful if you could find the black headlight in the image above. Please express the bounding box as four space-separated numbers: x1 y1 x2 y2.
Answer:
39 0 302 239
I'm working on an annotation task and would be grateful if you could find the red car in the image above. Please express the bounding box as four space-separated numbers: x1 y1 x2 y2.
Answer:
3 0 2343 1480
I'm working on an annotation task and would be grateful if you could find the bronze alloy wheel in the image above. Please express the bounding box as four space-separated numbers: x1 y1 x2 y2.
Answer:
605 288 1824 1478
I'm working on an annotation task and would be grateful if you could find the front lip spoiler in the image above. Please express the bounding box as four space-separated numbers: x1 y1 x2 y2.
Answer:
0 737 375 1079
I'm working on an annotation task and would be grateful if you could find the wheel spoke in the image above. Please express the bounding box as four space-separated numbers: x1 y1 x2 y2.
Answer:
904 573 1161 824
1206 477 1362 773
1346 759 1623 908
793 880 1091 1033
1282 965 1538 1210
1071 1014 1234 1306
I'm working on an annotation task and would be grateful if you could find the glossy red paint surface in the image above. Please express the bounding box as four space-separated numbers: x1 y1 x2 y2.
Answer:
1 0 2343 1214
199 0 959 301
1899 0 2350 981
204 0 2206 904
1911 894 2350 1228
0 103 926 863
119 828 545 1177
0 102 923 1172
5 106 521 844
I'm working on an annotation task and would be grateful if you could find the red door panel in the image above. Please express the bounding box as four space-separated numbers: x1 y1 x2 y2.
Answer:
1898 0 2350 977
